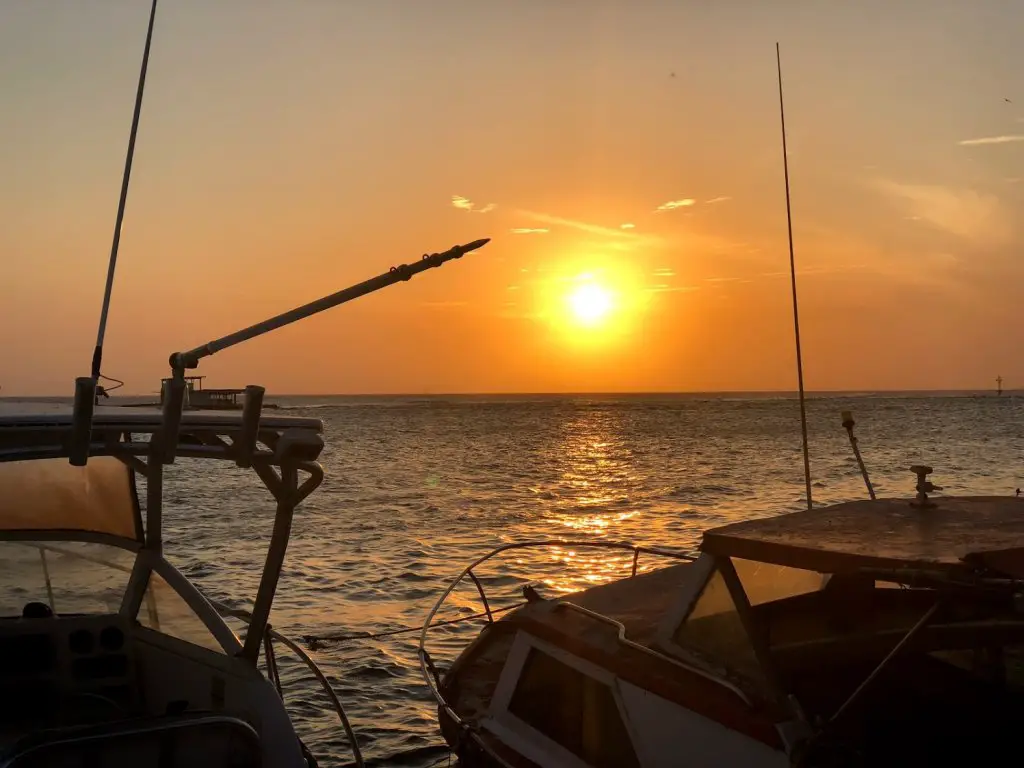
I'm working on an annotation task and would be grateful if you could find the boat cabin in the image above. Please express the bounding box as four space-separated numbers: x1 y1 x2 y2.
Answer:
0 403 332 767
429 492 1024 768
159 376 245 410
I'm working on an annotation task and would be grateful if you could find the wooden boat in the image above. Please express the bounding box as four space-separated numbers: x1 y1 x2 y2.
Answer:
0 402 361 767
421 469 1024 767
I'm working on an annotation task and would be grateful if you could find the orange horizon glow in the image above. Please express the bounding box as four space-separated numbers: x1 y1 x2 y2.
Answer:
1 3 1022 396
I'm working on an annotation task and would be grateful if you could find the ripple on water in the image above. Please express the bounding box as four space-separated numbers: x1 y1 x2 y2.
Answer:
156 394 1024 767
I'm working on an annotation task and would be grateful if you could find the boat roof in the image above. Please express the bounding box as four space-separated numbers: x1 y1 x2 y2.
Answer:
0 402 324 546
701 496 1024 576
0 401 319 431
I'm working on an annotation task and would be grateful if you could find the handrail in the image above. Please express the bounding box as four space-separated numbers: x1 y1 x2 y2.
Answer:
6 543 362 768
418 539 696 765
213 603 364 768
554 601 752 704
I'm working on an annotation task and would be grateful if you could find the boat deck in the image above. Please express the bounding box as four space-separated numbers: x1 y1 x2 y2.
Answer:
703 496 1024 575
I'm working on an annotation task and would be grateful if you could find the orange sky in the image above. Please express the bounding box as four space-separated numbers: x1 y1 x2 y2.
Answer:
2 1 1023 395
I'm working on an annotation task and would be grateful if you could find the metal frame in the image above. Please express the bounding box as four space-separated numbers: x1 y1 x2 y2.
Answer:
419 539 698 767
484 630 650 768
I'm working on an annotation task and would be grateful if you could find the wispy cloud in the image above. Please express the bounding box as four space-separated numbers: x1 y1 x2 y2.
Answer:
655 198 696 212
509 228 548 235
620 223 635 229
872 179 1013 247
705 196 732 204
653 268 676 277
958 135 1024 146
420 301 468 309
516 210 652 241
647 285 699 293
451 195 496 213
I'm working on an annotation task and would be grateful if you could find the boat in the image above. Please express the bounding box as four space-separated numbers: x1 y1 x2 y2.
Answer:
157 376 254 411
0 399 362 766
420 465 1024 767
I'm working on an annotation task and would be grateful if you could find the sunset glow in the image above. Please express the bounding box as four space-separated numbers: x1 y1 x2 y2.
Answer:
567 283 613 326
1 4 1022 394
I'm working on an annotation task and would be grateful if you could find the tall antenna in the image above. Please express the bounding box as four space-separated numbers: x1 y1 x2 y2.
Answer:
93 0 160 381
70 0 160 465
776 42 813 511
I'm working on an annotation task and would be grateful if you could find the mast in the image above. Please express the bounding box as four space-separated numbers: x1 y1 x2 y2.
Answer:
776 42 813 511
70 0 160 465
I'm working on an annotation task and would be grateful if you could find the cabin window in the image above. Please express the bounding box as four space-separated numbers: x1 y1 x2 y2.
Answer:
506 647 640 768
136 572 223 653
0 541 132 617
672 566 762 679
731 558 825 606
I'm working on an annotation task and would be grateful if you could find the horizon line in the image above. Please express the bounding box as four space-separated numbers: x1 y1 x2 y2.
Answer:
2 387 1015 399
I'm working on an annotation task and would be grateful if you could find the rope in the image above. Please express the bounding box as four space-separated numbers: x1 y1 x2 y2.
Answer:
303 602 524 649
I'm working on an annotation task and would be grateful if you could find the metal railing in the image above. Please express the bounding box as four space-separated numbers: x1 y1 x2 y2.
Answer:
214 603 364 767
417 539 697 766
10 542 362 768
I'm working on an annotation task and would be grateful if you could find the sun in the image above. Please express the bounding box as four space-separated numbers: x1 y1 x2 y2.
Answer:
567 283 613 326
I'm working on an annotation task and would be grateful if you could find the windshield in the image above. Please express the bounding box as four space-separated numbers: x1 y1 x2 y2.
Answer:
0 541 134 617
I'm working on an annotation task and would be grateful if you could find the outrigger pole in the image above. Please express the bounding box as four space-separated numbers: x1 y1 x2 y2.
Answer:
153 238 491 463
775 42 813 511
70 0 159 466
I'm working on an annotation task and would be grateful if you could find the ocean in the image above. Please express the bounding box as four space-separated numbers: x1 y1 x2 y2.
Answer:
146 393 1022 765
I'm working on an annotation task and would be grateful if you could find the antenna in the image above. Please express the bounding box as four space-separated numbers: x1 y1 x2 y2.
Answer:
69 0 160 466
776 42 813 511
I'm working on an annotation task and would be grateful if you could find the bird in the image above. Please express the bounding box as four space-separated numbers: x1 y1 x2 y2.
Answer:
522 584 545 603
1006 98 1013 103
670 71 676 78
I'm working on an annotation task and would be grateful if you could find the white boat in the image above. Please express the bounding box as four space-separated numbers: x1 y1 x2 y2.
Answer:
0 401 361 767
421 466 1024 767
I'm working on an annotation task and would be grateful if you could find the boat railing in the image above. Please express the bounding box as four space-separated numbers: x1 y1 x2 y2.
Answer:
213 602 364 768
417 539 697 766
13 542 363 768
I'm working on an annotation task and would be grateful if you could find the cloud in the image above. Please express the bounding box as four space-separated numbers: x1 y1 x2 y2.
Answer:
653 268 676 276
420 301 468 309
451 195 496 213
957 135 1024 146
655 198 696 212
510 228 548 234
647 285 699 293
872 179 1013 247
516 209 654 241
705 196 732 204
620 223 635 229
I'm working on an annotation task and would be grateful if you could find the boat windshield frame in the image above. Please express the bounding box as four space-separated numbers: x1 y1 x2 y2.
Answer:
0 404 324 664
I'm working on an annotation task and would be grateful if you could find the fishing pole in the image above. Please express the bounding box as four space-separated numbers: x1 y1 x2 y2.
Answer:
70 0 160 465
168 238 491 373
776 42 813 511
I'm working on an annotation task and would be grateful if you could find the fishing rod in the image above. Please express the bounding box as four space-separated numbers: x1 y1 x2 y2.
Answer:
776 42 813 511
155 238 490 461
70 0 160 466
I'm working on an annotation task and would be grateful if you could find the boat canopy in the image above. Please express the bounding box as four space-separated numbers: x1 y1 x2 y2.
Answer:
701 496 1024 576
0 403 324 549
0 457 141 543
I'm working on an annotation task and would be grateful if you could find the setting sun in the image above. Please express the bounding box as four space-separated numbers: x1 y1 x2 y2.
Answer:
568 284 613 326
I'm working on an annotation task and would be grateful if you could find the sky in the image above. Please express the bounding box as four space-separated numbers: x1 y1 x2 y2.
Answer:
2 0 1023 395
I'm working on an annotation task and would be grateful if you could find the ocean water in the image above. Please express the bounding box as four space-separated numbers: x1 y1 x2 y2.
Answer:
147 393 1023 766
